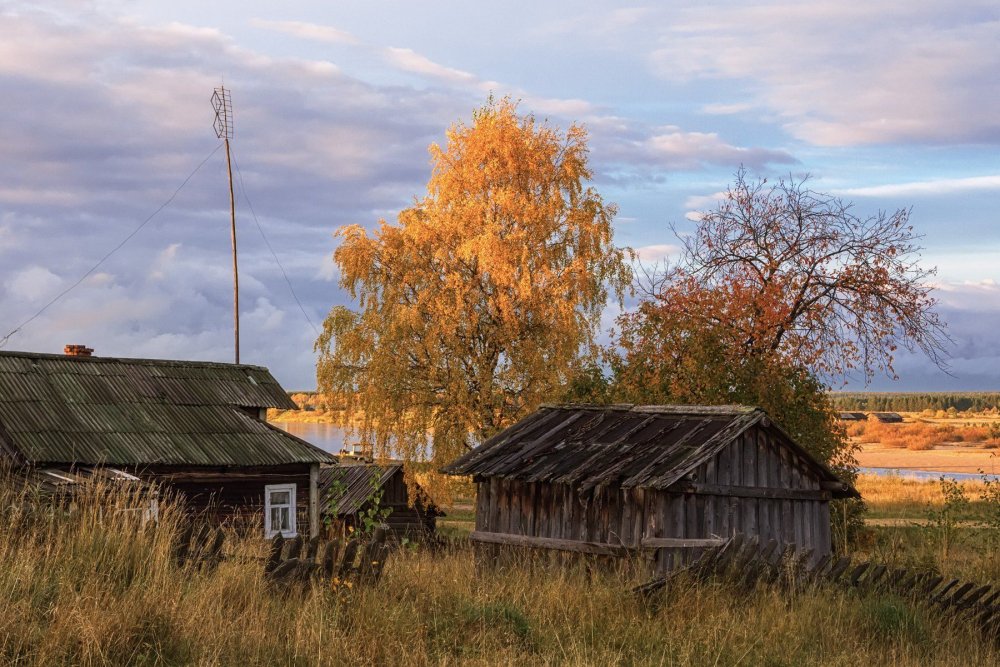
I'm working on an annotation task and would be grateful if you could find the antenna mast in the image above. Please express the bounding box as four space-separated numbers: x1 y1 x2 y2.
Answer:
212 86 239 364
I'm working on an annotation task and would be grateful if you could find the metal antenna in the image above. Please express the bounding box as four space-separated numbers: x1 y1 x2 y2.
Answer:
212 86 239 364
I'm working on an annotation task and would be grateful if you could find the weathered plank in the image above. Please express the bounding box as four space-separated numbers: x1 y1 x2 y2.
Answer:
676 483 832 501
640 537 728 548
469 530 631 556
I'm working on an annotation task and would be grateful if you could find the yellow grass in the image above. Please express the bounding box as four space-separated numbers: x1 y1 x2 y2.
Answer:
847 418 1000 451
1 474 999 665
856 473 987 511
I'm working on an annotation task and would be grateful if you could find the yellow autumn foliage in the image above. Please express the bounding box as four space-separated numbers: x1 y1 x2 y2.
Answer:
316 98 631 499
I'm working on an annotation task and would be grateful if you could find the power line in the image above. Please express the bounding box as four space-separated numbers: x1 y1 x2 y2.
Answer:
0 143 225 349
230 151 322 338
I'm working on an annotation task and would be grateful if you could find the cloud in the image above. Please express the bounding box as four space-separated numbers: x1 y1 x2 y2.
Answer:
594 123 796 174
384 47 478 84
837 175 1000 198
634 244 681 262
5 267 62 302
701 102 754 115
249 19 359 45
647 1 1000 146
646 128 796 169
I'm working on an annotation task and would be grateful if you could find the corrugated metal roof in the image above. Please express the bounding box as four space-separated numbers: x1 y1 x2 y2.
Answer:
442 404 855 495
0 350 328 467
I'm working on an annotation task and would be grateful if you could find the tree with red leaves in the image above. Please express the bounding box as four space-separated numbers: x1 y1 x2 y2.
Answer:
610 169 948 470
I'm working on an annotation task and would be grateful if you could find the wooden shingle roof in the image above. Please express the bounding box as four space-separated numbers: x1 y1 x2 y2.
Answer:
443 404 856 497
0 351 330 467
319 463 441 516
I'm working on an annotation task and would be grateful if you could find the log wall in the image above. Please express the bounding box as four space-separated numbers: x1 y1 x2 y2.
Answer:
144 464 313 536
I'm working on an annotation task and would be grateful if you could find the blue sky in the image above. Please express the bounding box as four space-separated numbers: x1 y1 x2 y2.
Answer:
0 1 997 391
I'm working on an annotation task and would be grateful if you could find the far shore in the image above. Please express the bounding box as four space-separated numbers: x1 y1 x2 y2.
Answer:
855 441 999 475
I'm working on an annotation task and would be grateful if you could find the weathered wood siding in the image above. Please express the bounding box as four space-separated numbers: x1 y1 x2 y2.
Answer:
476 477 646 548
655 428 833 569
475 424 834 572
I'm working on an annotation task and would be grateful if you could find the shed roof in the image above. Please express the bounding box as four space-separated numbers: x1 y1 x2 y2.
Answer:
0 351 329 467
442 404 856 497
319 463 441 516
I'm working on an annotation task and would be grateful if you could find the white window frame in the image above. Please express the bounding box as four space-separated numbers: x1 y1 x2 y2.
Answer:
264 483 297 538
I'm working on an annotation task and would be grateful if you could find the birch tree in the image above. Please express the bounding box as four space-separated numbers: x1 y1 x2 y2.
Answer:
316 98 631 492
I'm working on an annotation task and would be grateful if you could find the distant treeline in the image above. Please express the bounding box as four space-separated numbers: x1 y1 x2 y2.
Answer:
830 392 1000 413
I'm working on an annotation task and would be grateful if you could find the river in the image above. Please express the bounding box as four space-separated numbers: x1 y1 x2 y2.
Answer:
270 421 347 455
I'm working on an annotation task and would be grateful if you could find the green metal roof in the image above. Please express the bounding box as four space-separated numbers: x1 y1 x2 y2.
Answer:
0 351 330 467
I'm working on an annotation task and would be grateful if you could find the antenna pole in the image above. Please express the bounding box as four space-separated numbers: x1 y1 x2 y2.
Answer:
212 86 239 363
225 136 239 364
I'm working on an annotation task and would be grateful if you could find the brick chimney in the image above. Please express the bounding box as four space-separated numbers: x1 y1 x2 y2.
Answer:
64 344 94 357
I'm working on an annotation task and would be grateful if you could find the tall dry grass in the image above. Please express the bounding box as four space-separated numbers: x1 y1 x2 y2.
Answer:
856 474 988 513
847 419 1000 450
1 474 998 665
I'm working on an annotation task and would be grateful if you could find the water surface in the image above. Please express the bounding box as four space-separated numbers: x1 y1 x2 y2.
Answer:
271 421 346 454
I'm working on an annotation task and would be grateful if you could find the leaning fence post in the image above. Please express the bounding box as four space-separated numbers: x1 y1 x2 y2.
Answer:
321 539 340 579
338 539 360 579
285 535 303 561
264 534 284 575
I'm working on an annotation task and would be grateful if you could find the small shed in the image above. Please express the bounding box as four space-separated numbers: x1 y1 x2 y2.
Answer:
838 412 867 421
319 463 441 539
870 412 903 423
443 404 857 572
0 349 332 539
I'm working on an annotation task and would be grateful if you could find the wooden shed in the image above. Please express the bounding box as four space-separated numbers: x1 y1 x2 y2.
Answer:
443 404 858 572
0 349 332 538
870 412 903 423
838 412 867 421
319 463 441 539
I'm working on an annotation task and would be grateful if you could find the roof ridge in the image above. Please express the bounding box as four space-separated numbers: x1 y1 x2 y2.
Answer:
0 350 271 372
537 403 759 415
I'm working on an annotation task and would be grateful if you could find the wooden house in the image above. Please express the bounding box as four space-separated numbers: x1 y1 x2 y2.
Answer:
0 349 332 538
319 463 441 539
443 404 858 572
870 412 903 423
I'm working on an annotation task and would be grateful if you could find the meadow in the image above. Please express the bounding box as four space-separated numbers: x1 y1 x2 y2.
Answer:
2 473 999 666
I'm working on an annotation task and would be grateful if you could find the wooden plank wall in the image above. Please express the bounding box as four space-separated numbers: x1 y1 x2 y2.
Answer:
149 465 313 536
665 427 832 565
474 425 835 572
476 478 646 549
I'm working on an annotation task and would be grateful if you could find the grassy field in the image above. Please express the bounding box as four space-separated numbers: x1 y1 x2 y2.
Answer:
2 473 999 665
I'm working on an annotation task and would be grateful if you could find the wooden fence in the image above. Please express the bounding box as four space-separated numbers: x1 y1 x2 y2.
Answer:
635 535 1000 641
264 526 391 588
171 523 392 588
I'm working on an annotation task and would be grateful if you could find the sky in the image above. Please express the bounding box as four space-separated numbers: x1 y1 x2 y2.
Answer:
0 0 997 391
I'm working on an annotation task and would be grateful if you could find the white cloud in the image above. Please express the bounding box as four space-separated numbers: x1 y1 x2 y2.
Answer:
384 47 477 84
634 244 681 262
249 19 359 45
630 127 796 170
701 102 753 115
5 267 62 302
683 192 726 210
837 175 1000 198
648 1 1000 146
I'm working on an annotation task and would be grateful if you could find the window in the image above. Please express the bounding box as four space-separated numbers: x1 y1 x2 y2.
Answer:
264 483 297 538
